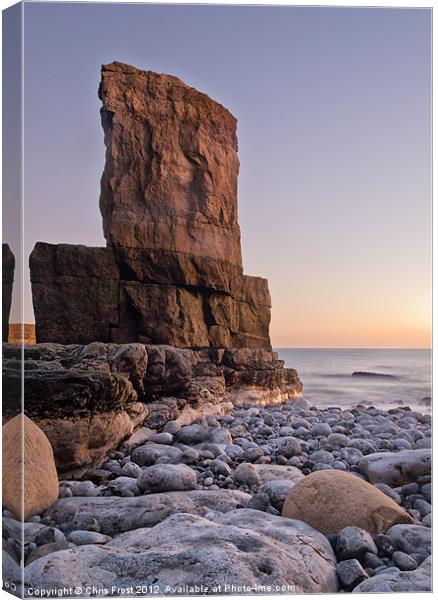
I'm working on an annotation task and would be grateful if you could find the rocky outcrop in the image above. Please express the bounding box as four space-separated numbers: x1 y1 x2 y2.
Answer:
2 243 14 342
30 62 275 351
2 342 302 477
24 510 338 595
282 470 413 535
2 415 59 519
30 242 271 349
99 62 242 268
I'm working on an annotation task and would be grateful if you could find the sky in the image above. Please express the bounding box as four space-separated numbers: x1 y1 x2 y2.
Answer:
4 2 432 348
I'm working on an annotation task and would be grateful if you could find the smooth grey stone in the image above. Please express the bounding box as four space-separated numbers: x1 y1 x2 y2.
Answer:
137 464 197 493
336 559 368 590
373 483 401 504
309 450 334 464
392 551 418 571
387 524 431 556
208 459 232 477
414 498 431 517
106 476 140 496
362 551 384 570
234 463 260 487
353 556 431 592
120 461 142 478
67 530 112 545
310 423 332 437
148 432 174 445
131 443 182 466
420 482 431 502
259 479 295 512
336 526 377 561
421 513 432 528
273 437 302 458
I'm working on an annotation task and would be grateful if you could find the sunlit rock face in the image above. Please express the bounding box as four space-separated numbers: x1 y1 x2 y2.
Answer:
30 62 274 351
99 62 242 270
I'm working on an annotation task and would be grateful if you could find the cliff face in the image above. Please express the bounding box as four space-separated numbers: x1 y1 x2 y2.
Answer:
30 62 272 350
99 62 242 269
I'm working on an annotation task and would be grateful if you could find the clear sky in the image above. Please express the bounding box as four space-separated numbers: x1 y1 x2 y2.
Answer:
6 2 432 347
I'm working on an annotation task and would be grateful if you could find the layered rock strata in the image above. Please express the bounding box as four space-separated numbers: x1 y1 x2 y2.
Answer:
2 342 302 477
30 242 271 349
30 63 273 350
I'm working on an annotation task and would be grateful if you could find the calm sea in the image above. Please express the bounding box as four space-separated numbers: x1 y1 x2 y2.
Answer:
276 348 432 413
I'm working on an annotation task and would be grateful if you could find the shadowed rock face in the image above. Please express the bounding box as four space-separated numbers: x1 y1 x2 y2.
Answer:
30 62 274 350
2 244 14 342
2 342 302 476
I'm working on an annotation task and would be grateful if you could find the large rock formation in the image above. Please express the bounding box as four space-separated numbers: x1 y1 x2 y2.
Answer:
2 243 14 342
30 242 271 348
99 62 242 269
2 342 302 477
30 62 273 350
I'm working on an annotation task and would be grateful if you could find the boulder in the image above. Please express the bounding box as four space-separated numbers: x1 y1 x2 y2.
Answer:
24 510 338 594
358 449 431 486
353 556 431 592
137 464 197 493
282 470 413 535
2 415 59 519
386 524 431 557
43 490 251 535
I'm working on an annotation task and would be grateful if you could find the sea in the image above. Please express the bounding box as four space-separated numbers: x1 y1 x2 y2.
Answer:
276 348 432 413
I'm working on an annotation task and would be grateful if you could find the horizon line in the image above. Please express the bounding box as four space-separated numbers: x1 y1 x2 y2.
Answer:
273 346 432 350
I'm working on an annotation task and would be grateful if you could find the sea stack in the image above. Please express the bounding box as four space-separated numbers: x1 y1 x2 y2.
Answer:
30 62 272 350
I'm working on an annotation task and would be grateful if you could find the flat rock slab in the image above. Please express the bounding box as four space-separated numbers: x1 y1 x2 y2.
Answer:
353 556 431 592
43 490 251 535
358 449 431 486
24 509 338 595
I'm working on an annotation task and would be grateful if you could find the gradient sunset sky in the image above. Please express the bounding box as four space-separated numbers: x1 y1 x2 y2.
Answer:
8 3 432 348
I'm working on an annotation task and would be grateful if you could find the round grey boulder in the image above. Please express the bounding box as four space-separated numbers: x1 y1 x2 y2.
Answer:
137 464 197 493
